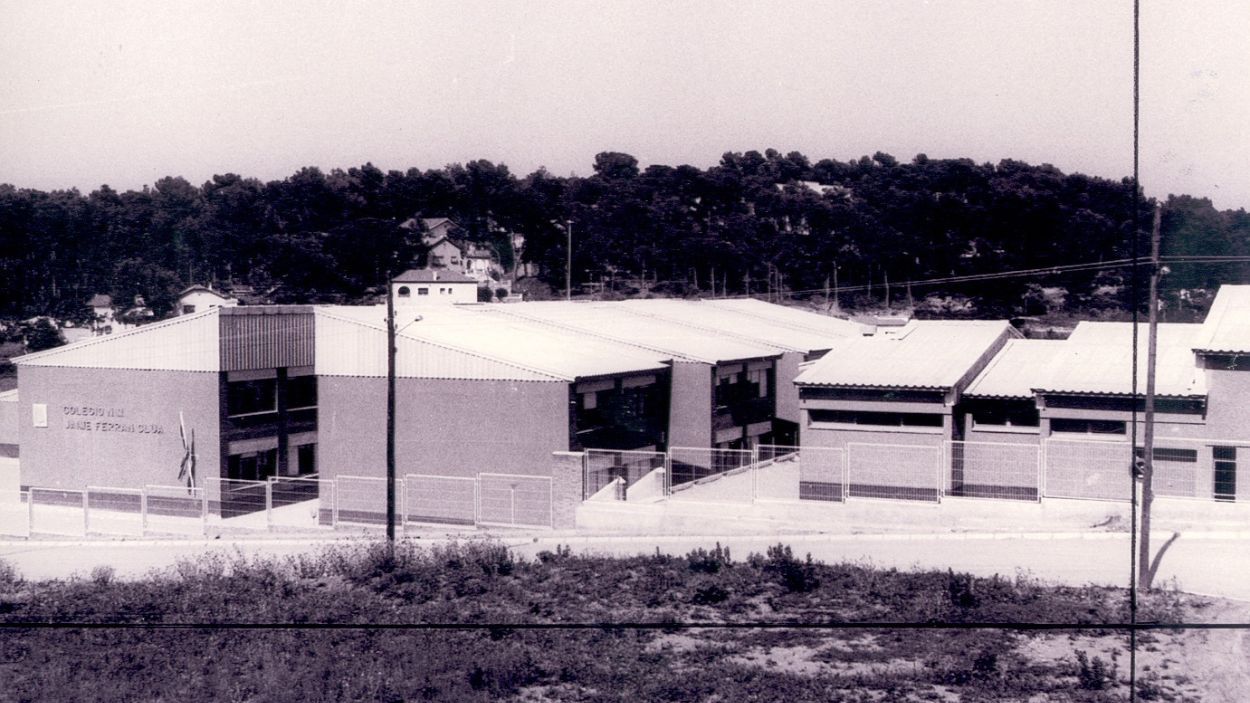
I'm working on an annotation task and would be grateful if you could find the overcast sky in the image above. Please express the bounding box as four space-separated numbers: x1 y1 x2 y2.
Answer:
1 1 1247 210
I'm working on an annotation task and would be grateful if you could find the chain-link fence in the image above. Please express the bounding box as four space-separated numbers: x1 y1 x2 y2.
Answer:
755 444 846 503
269 477 334 529
1042 439 1131 502
583 449 667 500
28 487 87 536
335 475 389 528
403 474 477 527
846 442 943 502
478 473 552 528
666 446 755 503
143 484 207 536
205 478 272 531
85 486 145 536
947 441 1041 502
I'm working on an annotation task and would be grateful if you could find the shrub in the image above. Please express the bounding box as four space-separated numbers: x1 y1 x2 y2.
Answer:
1075 650 1110 690
90 565 116 586
686 543 732 574
947 570 980 609
0 559 22 587
691 582 729 605
760 544 820 594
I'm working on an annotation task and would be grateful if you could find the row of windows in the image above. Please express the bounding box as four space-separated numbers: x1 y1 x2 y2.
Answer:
226 377 317 418
808 409 944 428
397 286 460 297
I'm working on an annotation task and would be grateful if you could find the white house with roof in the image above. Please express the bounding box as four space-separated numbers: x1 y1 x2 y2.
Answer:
391 269 479 305
177 285 239 315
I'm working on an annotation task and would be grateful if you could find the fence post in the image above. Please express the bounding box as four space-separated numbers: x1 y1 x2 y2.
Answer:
82 490 89 535
1039 439 1047 501
751 445 760 502
265 481 273 532
509 484 516 526
549 476 555 528
26 490 33 534
140 491 148 535
200 486 208 537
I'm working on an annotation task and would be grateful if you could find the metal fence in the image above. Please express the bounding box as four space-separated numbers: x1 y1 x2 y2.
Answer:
403 474 477 527
0 490 30 538
143 484 207 536
85 486 145 536
269 476 335 530
28 487 87 536
1042 439 1131 502
478 473 553 528
666 446 755 503
335 475 389 528
754 444 846 503
583 449 667 500
948 441 1041 502
846 442 943 502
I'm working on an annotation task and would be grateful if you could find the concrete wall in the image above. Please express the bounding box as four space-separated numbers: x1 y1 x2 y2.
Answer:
774 351 804 424
318 376 569 482
16 366 220 491
668 361 712 449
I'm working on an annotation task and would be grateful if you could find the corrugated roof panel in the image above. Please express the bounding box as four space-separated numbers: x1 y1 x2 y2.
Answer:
315 309 562 381
406 307 672 379
703 298 865 336
795 320 1013 389
13 310 220 372
964 339 1064 398
1035 321 1205 397
488 301 782 364
220 308 315 371
1193 285 1250 354
615 299 852 353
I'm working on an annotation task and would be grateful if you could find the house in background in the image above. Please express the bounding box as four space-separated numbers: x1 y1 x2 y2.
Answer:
88 294 115 331
401 216 508 285
391 269 479 305
178 285 239 315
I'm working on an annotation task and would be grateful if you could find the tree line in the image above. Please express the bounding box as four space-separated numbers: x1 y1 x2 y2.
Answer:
1 149 1246 321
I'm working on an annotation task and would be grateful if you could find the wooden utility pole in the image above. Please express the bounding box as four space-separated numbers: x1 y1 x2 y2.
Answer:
832 266 840 313
1139 202 1163 590
565 220 573 301
884 270 891 309
385 279 397 549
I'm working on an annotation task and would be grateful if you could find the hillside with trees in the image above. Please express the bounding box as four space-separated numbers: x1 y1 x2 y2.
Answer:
1 150 1246 323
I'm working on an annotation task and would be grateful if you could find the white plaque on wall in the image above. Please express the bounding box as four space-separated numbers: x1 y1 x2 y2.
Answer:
32 403 47 428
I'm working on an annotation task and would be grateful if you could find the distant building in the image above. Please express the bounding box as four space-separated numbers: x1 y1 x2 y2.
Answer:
391 269 479 305
178 285 239 315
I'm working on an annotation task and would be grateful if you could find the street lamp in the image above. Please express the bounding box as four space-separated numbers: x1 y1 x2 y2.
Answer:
384 281 422 551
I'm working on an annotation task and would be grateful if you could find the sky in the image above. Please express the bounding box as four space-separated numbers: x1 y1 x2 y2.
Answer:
1 0 1247 210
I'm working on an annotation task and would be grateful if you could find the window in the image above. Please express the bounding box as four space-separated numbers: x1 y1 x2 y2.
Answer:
417 287 429 296
1133 446 1197 463
1214 446 1237 502
397 286 411 298
747 368 769 398
182 305 196 314
431 255 444 266
1050 418 1126 435
808 409 943 428
581 392 598 410
227 449 277 481
227 379 276 417
296 444 316 475
287 376 317 410
971 405 1040 428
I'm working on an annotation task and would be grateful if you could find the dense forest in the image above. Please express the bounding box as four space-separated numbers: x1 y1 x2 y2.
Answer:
1 149 1248 322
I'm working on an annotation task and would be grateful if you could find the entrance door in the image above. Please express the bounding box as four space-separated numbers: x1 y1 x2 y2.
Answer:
1214 446 1237 502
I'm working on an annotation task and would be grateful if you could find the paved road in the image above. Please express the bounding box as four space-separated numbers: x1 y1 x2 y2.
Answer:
0 531 1246 604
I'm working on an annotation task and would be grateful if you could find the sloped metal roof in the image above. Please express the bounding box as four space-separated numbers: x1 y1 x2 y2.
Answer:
483 301 783 364
794 320 1014 389
702 298 866 337
316 306 669 381
1034 321 1206 397
964 339 1064 398
614 299 855 354
393 269 478 284
13 310 221 372
1192 285 1250 354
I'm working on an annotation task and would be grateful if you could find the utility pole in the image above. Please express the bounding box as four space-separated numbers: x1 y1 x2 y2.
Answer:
832 265 840 313
385 278 397 550
1139 202 1163 590
884 270 891 309
565 220 572 301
